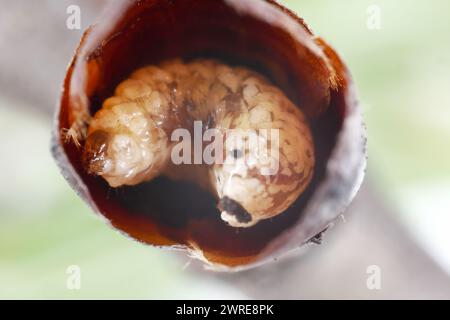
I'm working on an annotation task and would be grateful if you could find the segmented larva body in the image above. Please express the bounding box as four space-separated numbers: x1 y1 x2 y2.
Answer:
83 59 314 227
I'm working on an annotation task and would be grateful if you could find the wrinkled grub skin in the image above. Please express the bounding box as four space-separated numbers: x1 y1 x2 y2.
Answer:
52 0 366 270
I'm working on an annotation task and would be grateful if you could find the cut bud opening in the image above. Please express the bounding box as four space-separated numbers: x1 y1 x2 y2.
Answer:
53 0 366 270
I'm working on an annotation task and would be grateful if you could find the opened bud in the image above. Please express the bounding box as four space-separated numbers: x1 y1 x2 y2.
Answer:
52 0 366 270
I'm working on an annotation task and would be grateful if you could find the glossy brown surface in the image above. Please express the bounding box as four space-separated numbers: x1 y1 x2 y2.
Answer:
53 0 366 269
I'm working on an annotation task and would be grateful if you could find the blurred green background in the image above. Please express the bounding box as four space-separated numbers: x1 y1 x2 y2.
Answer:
0 0 449 299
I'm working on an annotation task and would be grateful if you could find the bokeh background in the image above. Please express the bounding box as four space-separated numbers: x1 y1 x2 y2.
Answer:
1 0 449 299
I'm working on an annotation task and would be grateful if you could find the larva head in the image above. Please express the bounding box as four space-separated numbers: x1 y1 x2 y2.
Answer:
81 88 172 187
82 130 111 176
83 126 170 188
83 130 145 187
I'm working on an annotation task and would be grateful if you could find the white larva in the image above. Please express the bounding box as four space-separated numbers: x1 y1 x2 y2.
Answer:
82 59 315 227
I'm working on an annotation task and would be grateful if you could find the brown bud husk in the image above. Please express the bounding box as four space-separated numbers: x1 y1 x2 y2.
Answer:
52 0 366 271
